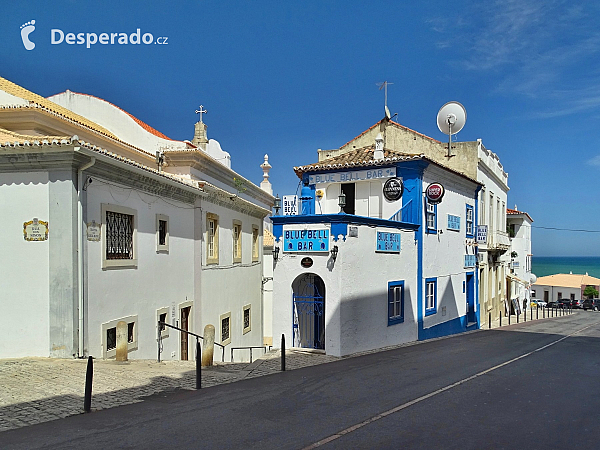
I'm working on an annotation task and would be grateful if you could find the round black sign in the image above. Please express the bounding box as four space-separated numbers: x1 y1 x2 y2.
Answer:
383 177 403 201
301 257 313 268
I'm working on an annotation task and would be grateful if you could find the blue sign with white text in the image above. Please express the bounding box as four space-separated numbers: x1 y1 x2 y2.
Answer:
284 228 329 252
464 255 477 268
447 214 461 231
376 231 401 253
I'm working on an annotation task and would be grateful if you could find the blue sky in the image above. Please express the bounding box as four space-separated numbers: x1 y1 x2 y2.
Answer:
3 1 600 256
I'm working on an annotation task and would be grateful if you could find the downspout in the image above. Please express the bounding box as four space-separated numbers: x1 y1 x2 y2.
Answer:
76 147 96 358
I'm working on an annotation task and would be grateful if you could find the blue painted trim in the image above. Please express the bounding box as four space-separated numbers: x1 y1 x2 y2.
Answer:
387 280 405 326
300 176 315 215
474 185 482 328
425 201 437 234
465 204 474 238
419 315 469 340
425 277 437 316
271 214 419 231
331 222 348 242
273 223 283 243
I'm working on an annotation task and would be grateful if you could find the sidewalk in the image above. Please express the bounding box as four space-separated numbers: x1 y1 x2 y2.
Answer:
0 310 573 433
482 306 572 329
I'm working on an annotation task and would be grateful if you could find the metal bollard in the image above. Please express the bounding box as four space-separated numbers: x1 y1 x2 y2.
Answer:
196 340 201 390
499 312 502 327
489 312 492 329
84 356 93 413
281 334 286 371
524 309 526 322
509 312 511 324
517 312 519 323
536 307 539 320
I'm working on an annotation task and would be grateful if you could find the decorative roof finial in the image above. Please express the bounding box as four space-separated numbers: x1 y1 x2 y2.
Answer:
260 154 273 195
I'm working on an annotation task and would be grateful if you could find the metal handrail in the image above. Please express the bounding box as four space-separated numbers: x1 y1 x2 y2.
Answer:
230 345 271 363
158 321 226 362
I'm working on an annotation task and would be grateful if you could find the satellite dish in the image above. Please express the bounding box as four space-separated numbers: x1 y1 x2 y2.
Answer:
436 101 466 158
385 105 391 120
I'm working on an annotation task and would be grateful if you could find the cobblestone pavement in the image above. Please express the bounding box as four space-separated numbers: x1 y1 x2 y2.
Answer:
0 349 338 432
0 311 572 433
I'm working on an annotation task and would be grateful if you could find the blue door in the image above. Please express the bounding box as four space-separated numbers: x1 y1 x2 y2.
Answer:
466 272 475 323
292 274 325 350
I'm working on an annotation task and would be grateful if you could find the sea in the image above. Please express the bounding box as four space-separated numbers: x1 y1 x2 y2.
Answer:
532 256 600 278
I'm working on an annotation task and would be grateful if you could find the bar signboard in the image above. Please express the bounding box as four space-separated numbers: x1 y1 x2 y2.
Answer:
283 227 330 252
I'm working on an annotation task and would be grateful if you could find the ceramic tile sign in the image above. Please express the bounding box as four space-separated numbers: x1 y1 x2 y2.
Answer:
283 227 329 252
447 214 461 231
476 225 488 244
86 220 101 241
376 231 401 253
23 218 48 241
283 195 298 215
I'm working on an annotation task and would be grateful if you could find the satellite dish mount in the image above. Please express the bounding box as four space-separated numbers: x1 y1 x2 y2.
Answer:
437 101 466 158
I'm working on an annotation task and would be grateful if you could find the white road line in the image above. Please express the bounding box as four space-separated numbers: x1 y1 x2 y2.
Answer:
302 321 600 450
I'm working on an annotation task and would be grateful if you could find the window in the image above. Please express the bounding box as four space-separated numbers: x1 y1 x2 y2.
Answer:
558 292 562 300
489 193 494 232
101 315 138 358
426 201 437 234
102 204 137 269
157 307 169 339
156 214 169 253
532 290 536 298
252 226 259 262
388 281 405 325
220 312 231 345
570 293 575 301
233 220 242 263
466 205 474 238
425 278 437 316
480 188 486 225
243 304 251 334
206 213 219 265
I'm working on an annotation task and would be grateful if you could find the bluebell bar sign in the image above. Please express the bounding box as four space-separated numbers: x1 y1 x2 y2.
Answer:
376 231 401 253
284 228 330 252
447 214 461 231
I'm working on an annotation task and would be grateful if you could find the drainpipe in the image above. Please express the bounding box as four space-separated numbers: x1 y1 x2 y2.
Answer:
76 146 96 358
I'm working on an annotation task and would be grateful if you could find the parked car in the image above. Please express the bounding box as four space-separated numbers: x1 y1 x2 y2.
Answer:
571 299 584 309
582 299 600 311
558 298 572 308
531 300 547 308
547 300 561 308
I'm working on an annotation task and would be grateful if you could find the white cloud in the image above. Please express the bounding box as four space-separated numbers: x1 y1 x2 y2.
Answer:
588 155 600 167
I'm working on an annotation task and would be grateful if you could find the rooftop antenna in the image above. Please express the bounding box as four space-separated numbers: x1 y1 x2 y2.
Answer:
437 101 466 158
377 81 393 119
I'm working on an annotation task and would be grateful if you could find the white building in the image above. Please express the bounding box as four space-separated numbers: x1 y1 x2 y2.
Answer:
506 206 534 311
271 133 481 357
533 274 600 303
0 76 273 361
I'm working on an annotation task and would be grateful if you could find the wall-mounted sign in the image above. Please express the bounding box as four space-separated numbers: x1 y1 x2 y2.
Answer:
283 228 330 252
308 167 396 185
464 254 477 268
283 195 298 215
86 220 101 241
447 214 461 231
383 177 403 201
301 257 314 268
23 218 48 241
426 182 445 204
376 231 401 253
476 225 488 244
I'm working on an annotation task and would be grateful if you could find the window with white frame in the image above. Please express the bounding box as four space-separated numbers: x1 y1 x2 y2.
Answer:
426 202 437 233
252 225 259 262
156 214 169 253
220 312 231 345
102 315 138 359
388 281 405 325
425 278 437 316
206 213 219 265
243 304 251 334
466 204 474 238
102 204 137 269
233 220 242 263
480 188 486 224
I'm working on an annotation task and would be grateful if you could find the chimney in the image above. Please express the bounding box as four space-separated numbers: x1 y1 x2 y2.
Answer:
374 133 384 161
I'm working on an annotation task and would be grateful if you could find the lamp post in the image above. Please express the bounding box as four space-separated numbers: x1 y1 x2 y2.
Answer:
330 245 339 261
338 192 346 213
273 195 281 216
272 246 280 261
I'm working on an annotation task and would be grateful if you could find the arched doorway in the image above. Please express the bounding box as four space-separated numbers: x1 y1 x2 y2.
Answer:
292 273 326 350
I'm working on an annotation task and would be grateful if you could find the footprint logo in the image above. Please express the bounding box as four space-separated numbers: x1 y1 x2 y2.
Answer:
20 20 36 50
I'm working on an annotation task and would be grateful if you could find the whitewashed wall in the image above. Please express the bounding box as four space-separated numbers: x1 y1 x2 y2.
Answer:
272 224 418 357
84 176 195 360
0 172 50 357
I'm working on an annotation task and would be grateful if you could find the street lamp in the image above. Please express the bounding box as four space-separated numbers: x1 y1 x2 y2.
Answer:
272 246 280 261
338 192 346 213
330 245 339 261
273 195 281 215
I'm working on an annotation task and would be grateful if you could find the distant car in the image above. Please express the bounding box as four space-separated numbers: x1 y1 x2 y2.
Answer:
531 300 547 308
547 300 561 308
571 299 584 309
582 299 600 311
558 299 572 308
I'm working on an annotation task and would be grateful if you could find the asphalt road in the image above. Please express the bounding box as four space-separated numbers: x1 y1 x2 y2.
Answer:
4 312 600 449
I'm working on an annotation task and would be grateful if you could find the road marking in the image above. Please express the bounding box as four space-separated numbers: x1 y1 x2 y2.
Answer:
302 321 600 449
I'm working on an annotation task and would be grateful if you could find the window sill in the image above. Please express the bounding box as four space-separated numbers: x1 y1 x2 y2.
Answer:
102 259 138 270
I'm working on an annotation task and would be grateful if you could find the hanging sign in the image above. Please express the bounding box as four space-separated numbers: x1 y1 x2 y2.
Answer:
376 231 401 253
23 218 48 241
383 177 403 201
86 220 101 241
476 225 488 244
426 182 445 204
283 195 298 215
283 227 330 252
